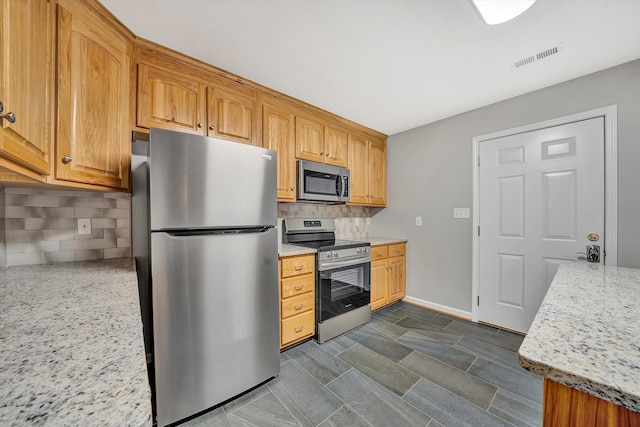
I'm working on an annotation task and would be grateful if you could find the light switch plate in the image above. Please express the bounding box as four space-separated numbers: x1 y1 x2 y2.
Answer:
78 218 91 235
415 216 423 226
453 208 470 219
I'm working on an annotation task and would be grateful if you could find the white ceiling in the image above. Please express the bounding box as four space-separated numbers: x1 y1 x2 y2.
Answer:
101 0 640 136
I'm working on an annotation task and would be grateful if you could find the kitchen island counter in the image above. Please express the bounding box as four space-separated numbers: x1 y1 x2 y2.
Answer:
519 262 640 418
0 258 152 426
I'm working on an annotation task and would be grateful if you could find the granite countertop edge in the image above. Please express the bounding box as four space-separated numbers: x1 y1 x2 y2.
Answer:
518 262 640 413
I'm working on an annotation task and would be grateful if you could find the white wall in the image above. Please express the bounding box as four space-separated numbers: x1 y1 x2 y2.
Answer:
372 59 640 314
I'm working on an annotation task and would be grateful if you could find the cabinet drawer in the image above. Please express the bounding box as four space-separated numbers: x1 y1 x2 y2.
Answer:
281 254 315 278
281 311 314 345
281 273 314 298
388 243 406 257
371 245 388 261
281 292 314 319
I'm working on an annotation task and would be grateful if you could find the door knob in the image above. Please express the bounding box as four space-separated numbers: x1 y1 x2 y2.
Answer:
0 101 16 123
586 245 600 263
577 244 600 263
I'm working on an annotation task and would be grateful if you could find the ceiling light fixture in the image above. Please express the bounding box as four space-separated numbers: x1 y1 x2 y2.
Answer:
470 0 537 25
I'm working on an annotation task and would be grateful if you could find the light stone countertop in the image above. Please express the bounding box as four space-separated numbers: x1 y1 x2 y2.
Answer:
278 243 316 257
518 262 640 412
0 258 152 426
278 237 407 257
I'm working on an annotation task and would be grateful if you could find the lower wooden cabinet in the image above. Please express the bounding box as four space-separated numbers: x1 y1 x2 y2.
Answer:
279 254 315 349
543 379 640 426
370 242 406 311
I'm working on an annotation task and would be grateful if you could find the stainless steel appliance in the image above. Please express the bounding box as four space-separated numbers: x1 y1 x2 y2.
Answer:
283 218 370 342
297 160 350 203
132 128 280 427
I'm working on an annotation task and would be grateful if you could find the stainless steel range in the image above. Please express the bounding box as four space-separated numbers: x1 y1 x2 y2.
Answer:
283 218 371 342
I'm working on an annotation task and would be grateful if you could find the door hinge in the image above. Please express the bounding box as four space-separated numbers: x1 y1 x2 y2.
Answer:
477 296 480 306
477 156 480 167
477 226 480 237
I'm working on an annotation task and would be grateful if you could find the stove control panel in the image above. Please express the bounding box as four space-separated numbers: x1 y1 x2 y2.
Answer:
303 220 323 227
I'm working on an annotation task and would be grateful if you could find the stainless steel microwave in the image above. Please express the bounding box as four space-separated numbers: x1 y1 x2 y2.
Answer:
297 160 350 203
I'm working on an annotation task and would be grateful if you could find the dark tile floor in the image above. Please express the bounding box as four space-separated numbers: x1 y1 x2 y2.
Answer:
182 302 542 427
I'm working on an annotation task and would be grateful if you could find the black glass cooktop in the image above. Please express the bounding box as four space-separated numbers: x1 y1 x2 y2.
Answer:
292 239 369 251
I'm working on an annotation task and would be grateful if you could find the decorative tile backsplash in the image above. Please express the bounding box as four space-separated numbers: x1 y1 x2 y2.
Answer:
0 189 368 267
278 202 370 240
0 187 131 267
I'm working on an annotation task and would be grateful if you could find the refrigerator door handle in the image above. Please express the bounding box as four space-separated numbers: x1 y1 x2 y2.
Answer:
163 226 273 237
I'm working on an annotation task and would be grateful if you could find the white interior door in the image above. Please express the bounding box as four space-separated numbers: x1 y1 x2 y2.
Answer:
478 117 604 333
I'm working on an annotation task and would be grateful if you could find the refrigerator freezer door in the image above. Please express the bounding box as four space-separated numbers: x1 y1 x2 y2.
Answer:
152 228 280 427
148 128 277 230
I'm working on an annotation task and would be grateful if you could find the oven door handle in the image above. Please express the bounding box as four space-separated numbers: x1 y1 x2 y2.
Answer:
319 257 370 271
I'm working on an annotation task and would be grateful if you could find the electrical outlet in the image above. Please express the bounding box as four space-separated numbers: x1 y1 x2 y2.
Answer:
355 218 360 226
78 218 91 235
453 208 470 219
366 218 371 225
415 216 423 226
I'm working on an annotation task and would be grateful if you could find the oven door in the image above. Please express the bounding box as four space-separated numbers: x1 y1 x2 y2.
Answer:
318 261 370 322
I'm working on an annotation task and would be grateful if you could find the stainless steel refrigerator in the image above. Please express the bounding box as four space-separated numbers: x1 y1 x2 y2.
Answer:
132 128 280 427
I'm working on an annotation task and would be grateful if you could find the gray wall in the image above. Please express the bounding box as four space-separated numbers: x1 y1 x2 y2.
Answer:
372 59 640 313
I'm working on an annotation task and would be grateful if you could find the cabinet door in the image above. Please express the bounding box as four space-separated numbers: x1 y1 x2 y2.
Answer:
0 0 53 175
387 255 406 302
263 104 296 201
348 134 369 205
369 139 387 206
324 126 348 167
207 83 258 145
370 258 389 311
295 116 323 162
56 3 130 189
137 63 206 135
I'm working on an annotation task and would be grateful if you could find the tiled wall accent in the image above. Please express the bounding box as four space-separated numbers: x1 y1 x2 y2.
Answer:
0 187 131 267
277 202 370 240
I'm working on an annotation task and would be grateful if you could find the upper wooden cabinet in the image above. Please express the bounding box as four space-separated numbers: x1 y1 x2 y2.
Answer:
263 102 296 201
137 63 206 135
136 47 259 146
295 116 323 162
55 0 131 189
348 134 386 206
323 126 348 167
207 82 259 146
295 117 347 167
0 0 54 177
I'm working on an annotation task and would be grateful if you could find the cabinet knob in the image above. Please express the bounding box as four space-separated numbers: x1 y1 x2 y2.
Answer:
290 187 295 191
0 101 16 123
320 151 324 156
209 125 215 131
197 122 203 128
62 156 73 164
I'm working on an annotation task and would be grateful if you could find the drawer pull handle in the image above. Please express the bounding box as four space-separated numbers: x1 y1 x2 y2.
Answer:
294 265 304 271
294 326 304 333
294 285 304 291
294 303 304 310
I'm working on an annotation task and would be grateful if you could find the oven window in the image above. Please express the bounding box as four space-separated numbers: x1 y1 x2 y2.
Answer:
318 262 370 322
304 171 338 196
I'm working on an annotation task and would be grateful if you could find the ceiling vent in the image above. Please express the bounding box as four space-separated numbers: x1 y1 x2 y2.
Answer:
512 43 564 68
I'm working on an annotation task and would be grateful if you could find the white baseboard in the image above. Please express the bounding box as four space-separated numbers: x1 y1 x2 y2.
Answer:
402 296 472 320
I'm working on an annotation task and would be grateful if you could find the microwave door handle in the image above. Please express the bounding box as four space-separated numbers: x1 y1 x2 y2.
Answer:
337 171 344 200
